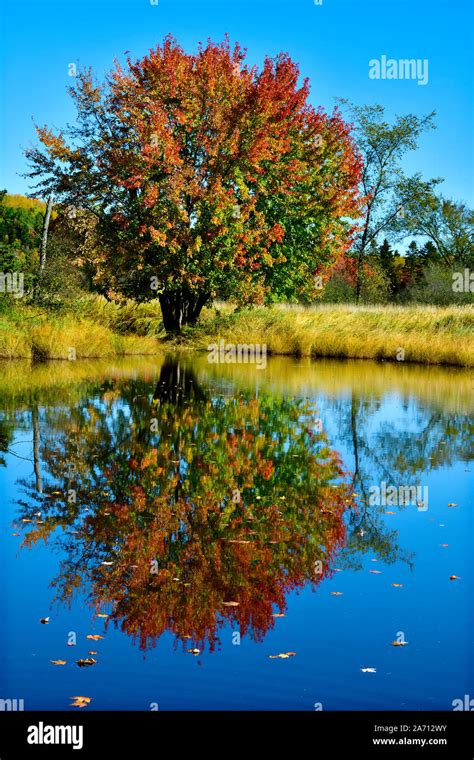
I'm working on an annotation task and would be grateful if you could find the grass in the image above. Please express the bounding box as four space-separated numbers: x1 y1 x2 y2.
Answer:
0 300 472 366
188 303 474 367
0 303 161 360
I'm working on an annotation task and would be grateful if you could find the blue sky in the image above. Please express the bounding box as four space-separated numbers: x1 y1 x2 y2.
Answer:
1 0 472 204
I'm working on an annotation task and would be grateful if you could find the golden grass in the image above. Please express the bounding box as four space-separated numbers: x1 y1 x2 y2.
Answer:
190 304 474 367
0 311 161 360
1 302 472 365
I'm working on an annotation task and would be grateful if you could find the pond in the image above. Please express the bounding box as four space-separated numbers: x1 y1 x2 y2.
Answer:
0 354 472 711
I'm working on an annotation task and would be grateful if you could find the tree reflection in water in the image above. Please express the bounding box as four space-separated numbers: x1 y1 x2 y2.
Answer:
16 358 353 652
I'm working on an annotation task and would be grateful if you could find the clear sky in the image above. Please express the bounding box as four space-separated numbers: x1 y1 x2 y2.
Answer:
1 0 472 204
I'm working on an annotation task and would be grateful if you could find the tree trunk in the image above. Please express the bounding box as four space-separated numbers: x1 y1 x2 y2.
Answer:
355 250 363 302
159 288 210 334
32 405 43 494
40 193 54 272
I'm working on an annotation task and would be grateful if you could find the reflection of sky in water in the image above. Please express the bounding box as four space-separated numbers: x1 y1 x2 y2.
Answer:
0 357 472 711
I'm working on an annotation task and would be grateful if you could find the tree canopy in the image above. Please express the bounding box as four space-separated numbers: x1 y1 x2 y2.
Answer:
26 35 362 331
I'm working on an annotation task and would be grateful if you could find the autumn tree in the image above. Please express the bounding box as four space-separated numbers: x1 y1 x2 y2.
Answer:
26 36 362 332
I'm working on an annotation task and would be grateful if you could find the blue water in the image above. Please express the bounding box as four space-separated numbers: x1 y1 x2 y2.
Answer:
0 356 472 710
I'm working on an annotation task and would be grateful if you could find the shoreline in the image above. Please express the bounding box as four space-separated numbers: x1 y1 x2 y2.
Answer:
0 304 473 368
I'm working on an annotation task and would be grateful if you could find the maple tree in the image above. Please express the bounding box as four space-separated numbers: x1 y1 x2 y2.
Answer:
26 36 362 331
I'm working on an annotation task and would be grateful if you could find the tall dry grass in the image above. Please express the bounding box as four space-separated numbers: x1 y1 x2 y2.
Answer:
191 304 474 367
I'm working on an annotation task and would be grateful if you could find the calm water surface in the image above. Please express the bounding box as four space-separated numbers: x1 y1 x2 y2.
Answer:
0 355 472 710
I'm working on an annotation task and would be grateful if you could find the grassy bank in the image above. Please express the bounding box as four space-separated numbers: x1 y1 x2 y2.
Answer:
189 304 474 367
0 305 161 360
0 301 472 366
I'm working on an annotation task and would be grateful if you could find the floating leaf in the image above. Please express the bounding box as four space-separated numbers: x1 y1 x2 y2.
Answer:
447 503 458 508
385 511 396 515
330 592 343 596
70 696 92 708
360 667 377 673
391 583 403 588
187 648 200 655
369 570 382 574
391 641 408 647
268 652 296 659
77 658 97 667
50 660 66 666
88 651 98 655
272 613 285 618
86 634 104 641
97 614 108 619
450 575 461 580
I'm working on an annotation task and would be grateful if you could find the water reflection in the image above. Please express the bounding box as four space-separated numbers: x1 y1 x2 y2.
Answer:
2 355 472 656
13 358 351 650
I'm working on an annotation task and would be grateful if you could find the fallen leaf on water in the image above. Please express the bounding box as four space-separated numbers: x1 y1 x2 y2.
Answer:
70 696 92 708
385 511 396 515
77 658 97 667
450 575 461 580
391 583 403 588
96 614 108 619
268 652 296 659
187 648 200 655
272 613 285 618
22 519 32 523
88 651 98 655
222 601 239 607
369 570 382 574
40 617 50 624
391 641 409 647
360 667 377 673
50 660 66 666
11 532 19 537
447 503 458 508
86 635 104 641
330 592 343 596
